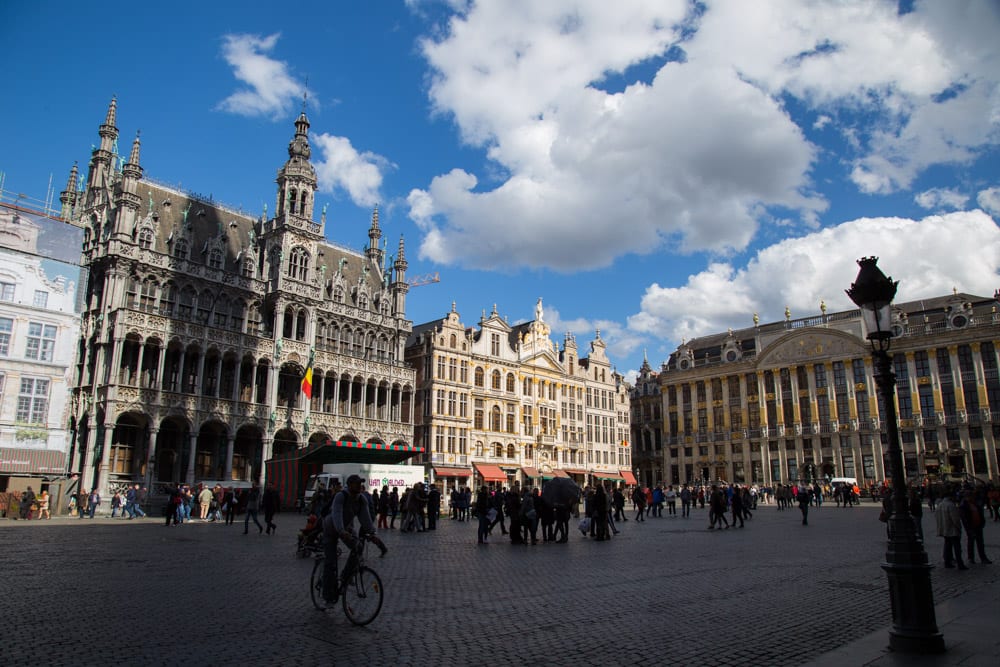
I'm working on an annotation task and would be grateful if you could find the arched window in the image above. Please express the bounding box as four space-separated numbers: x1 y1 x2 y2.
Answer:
288 189 297 214
296 309 307 341
491 406 502 431
491 370 501 390
178 286 196 319
358 292 369 310
198 290 213 323
242 256 255 278
173 238 189 259
126 275 140 307
140 278 157 312
449 334 457 348
213 294 230 327
506 444 516 459
288 247 309 280
333 285 344 303
474 367 485 387
299 191 309 215
230 299 246 331
138 228 154 249
160 282 176 316
494 443 503 458
208 248 223 270
506 373 515 393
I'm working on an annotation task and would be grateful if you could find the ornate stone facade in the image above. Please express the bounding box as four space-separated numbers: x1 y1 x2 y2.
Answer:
405 300 631 491
63 99 415 497
659 293 1000 487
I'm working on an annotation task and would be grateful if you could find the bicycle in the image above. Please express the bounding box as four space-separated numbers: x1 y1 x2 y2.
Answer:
310 533 384 625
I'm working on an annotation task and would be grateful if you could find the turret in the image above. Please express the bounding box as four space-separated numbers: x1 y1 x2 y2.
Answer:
366 205 384 266
113 132 143 237
274 111 318 225
85 97 119 207
392 235 409 315
59 162 79 220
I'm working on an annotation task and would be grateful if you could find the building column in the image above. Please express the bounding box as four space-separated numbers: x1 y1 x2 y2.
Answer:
224 434 235 480
144 427 159 497
185 431 197 484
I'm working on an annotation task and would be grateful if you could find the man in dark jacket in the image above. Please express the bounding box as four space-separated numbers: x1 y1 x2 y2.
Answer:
426 484 441 530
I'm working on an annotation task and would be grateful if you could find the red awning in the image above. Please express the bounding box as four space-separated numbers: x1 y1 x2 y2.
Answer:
562 468 588 476
474 463 508 482
433 466 471 478
0 447 67 475
620 470 638 485
521 466 540 478
596 472 623 480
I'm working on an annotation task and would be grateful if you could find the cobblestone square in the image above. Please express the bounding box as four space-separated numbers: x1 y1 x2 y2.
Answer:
2 502 997 666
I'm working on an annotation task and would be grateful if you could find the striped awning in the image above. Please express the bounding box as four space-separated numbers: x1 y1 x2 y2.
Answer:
433 466 471 478
0 447 67 475
474 463 507 482
620 470 638 485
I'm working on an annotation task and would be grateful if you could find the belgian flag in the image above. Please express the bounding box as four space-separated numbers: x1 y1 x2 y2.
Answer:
301 348 314 399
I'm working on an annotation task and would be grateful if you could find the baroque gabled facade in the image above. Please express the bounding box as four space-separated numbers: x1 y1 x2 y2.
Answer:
658 293 1000 488
0 203 82 484
405 299 632 491
64 98 416 498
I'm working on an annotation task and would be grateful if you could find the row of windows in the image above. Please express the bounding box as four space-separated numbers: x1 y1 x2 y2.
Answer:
0 373 50 424
668 343 995 406
0 282 49 308
0 318 57 361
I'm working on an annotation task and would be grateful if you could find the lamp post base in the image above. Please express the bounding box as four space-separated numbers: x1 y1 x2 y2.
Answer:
882 557 945 654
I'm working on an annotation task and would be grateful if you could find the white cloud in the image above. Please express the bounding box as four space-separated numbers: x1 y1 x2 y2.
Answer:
627 210 1000 352
216 33 308 119
914 187 969 210
312 134 391 208
977 186 1000 216
408 0 1000 271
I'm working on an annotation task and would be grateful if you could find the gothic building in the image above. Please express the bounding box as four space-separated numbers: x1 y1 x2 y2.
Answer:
658 292 1000 488
629 352 662 489
62 98 417 498
405 299 633 491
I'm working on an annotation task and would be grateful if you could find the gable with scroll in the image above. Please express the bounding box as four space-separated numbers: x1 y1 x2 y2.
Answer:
755 329 868 368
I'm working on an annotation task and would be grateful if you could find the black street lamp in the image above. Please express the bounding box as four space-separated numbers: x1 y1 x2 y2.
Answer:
846 257 944 654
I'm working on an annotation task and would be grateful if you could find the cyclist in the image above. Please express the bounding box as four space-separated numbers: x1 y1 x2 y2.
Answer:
321 474 376 604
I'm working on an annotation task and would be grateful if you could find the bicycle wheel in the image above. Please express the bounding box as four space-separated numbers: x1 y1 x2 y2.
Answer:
341 566 383 626
310 557 328 611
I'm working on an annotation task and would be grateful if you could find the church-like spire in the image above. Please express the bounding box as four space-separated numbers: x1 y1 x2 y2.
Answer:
98 96 118 152
59 162 79 219
394 235 407 273
366 205 383 265
128 131 141 165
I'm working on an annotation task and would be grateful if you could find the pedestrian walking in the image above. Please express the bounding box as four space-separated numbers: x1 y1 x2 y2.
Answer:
936 490 966 569
797 484 811 526
244 482 263 535
262 481 281 535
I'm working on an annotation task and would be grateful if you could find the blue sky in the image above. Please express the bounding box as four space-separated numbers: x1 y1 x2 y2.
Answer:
2 0 998 381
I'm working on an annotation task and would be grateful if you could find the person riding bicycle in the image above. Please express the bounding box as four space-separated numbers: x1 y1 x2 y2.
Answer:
321 474 376 604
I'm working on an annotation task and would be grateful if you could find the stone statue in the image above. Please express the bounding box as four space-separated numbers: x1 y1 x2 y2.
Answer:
535 297 544 322
182 203 191 223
